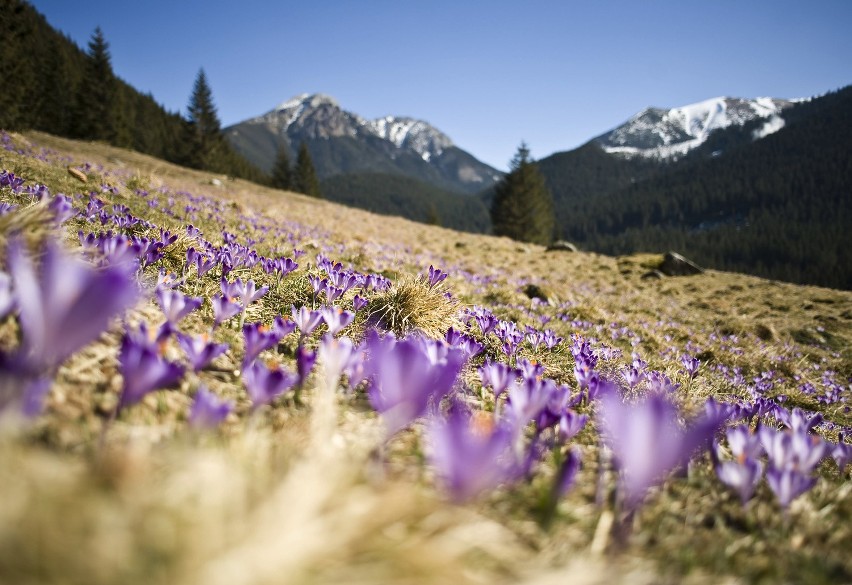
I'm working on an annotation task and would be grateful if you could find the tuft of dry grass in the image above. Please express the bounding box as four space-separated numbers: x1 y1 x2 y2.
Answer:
366 276 461 339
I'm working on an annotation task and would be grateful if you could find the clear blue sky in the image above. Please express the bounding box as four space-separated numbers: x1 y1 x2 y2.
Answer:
29 0 852 170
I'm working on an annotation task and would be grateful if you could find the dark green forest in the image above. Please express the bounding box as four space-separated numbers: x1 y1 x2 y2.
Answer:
536 88 852 290
321 172 491 233
0 0 265 182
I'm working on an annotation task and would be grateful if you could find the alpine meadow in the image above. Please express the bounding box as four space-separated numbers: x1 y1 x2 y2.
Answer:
1 1 851 584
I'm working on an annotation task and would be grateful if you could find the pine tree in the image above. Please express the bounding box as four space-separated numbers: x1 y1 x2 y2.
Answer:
183 68 224 170
74 27 116 141
270 145 294 190
490 142 555 245
294 142 322 198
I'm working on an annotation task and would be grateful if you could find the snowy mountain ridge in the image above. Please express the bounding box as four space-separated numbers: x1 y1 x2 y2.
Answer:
249 93 454 163
594 96 801 159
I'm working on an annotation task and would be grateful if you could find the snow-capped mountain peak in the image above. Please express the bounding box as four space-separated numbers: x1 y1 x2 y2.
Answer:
595 96 798 159
365 116 454 162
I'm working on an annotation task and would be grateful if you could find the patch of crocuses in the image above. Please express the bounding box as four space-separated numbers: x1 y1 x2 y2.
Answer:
0 136 849 539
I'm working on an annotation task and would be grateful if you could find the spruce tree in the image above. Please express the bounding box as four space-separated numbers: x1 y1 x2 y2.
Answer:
184 68 224 170
270 145 294 190
74 27 116 141
294 142 322 198
490 142 555 245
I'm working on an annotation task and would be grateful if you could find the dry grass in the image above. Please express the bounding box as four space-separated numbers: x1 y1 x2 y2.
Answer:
0 130 850 584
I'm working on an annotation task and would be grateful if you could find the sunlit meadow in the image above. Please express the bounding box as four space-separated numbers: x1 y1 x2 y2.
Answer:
0 130 849 584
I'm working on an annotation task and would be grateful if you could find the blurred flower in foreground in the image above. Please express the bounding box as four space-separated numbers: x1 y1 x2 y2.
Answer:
9 237 139 371
364 331 464 436
427 406 520 502
188 386 233 429
599 391 723 509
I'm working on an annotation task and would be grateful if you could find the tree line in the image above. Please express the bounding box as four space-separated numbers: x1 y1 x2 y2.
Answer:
0 0 322 197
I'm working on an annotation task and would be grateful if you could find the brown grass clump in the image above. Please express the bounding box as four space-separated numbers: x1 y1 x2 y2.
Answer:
366 276 461 338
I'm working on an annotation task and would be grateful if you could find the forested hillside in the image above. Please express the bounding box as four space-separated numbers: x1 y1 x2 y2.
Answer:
321 172 492 233
536 87 852 289
0 0 264 182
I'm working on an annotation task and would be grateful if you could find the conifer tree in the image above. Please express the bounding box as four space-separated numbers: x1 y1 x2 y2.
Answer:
183 68 224 170
294 142 322 198
270 145 294 190
74 27 116 141
490 142 555 245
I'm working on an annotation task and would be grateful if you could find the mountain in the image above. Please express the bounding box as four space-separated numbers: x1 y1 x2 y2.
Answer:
224 94 501 195
537 87 852 289
593 96 799 159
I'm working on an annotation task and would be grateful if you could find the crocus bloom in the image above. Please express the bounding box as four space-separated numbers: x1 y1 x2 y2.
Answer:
558 409 588 442
8 238 139 371
352 294 368 312
177 333 229 372
211 294 241 328
680 354 701 379
242 322 281 367
157 288 203 325
292 305 323 336
715 426 764 505
295 345 317 387
321 306 354 336
599 392 724 508
427 407 519 502
117 332 184 410
364 332 464 436
242 361 297 408
318 335 359 381
188 386 233 428
479 361 518 397
272 315 296 338
766 467 817 509
426 265 448 289
0 271 14 319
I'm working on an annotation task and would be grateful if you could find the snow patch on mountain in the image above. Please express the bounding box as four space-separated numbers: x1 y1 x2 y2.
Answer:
365 116 454 161
596 97 798 159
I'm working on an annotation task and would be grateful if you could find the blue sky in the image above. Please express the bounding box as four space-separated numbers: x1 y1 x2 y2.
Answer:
29 0 852 170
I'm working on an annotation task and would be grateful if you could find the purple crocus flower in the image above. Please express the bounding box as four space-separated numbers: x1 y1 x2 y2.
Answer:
680 354 701 379
364 331 464 436
599 392 724 508
427 407 520 502
318 334 361 382
321 306 354 336
117 332 184 410
505 376 556 431
0 272 15 319
558 409 588 442
766 467 818 509
242 360 298 408
479 361 519 397
272 315 296 338
295 345 317 387
242 322 281 367
715 426 764 505
176 333 229 372
8 238 139 371
292 305 323 336
156 288 203 325
554 446 582 497
426 265 448 289
188 386 233 428
211 294 241 328
352 294 368 312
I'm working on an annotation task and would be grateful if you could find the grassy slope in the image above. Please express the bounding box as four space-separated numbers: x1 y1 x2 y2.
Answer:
0 131 850 585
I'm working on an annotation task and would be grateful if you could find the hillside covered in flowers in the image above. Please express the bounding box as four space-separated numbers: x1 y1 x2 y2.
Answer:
0 130 850 584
